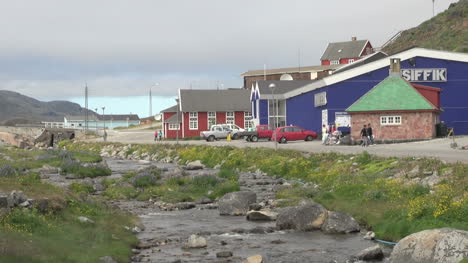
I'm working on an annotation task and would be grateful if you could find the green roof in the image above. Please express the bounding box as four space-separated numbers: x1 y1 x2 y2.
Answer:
346 76 437 112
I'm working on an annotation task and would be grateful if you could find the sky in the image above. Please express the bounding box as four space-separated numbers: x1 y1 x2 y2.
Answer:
0 0 460 117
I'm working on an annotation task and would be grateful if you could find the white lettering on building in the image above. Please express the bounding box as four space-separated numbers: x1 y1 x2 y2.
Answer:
401 68 447 82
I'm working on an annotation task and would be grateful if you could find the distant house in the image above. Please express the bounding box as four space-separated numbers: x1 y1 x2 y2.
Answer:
346 58 441 141
321 37 374 66
64 114 140 130
241 64 340 90
161 89 252 138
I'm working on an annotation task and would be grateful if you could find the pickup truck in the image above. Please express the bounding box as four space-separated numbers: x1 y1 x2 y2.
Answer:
236 125 274 142
201 124 235 142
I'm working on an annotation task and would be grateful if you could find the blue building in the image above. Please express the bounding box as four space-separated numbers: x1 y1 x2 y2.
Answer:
250 48 468 135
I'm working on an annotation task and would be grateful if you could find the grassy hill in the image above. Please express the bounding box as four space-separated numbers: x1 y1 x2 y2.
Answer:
383 0 467 54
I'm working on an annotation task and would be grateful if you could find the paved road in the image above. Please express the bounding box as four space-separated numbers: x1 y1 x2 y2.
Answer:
90 130 468 163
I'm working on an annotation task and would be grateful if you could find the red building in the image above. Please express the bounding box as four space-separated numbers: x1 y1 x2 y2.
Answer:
321 37 374 66
161 89 252 139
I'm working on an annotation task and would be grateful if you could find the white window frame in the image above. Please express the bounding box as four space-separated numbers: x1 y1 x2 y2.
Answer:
226 112 235 125
244 111 253 129
314 92 327 107
331 60 339 65
189 112 198 130
208 111 216 129
348 59 355 63
381 115 402 126
169 123 180 130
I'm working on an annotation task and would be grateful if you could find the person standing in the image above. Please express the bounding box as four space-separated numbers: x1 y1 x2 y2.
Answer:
360 124 369 147
154 130 158 141
322 124 328 145
367 123 374 145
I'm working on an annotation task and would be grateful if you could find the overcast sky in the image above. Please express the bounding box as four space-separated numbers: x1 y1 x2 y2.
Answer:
0 0 460 102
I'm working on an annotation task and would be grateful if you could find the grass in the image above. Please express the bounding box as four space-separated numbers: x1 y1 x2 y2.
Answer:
102 168 240 203
0 164 138 263
64 142 468 242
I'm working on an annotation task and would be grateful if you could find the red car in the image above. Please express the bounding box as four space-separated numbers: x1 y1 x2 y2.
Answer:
271 125 317 143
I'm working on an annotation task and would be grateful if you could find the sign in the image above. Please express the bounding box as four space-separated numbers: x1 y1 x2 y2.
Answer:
335 112 351 127
401 68 447 82
322 109 328 127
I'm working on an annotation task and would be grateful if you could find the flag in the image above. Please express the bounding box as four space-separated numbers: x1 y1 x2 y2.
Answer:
255 82 260 100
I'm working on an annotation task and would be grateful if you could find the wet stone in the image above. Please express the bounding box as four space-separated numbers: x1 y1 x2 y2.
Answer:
216 251 233 258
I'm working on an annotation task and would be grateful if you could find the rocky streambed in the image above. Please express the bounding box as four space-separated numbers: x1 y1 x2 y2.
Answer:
98 158 390 263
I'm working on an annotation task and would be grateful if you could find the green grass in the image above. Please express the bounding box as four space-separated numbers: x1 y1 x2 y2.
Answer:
0 165 138 263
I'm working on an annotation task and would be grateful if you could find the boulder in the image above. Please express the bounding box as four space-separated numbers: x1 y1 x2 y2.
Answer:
246 210 278 221
276 200 327 231
390 228 468 263
8 191 27 207
195 197 213 204
243 255 263 263
176 202 196 210
364 231 375 240
187 234 207 248
0 195 8 208
185 160 205 170
353 245 383 261
321 211 360 234
219 191 257 216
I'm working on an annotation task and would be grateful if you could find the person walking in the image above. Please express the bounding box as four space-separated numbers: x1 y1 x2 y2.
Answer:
158 130 163 141
154 130 158 141
367 123 374 145
360 124 369 147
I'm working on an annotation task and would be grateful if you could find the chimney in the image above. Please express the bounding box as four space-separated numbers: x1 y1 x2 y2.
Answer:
389 58 401 77
351 36 357 41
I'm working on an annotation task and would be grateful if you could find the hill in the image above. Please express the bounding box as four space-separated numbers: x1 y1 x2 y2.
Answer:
0 90 95 125
383 0 467 54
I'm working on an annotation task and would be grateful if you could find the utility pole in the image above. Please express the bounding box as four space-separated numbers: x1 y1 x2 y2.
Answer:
432 0 435 17
85 84 88 134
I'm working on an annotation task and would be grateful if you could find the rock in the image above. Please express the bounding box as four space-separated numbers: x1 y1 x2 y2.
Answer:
216 251 233 258
352 245 384 261
249 203 263 211
0 195 8 208
34 198 49 213
419 174 443 188
390 228 468 263
78 216 95 224
93 181 106 191
8 191 27 207
19 200 31 207
132 226 142 234
176 202 196 210
271 239 286 244
100 256 118 263
364 231 375 240
185 160 205 170
219 191 257 216
187 234 207 248
243 255 263 263
321 211 360 234
246 210 278 221
39 164 59 174
195 197 213 204
138 160 151 165
276 200 327 231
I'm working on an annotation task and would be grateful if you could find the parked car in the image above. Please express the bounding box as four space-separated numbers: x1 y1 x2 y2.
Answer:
221 124 245 139
237 125 274 142
271 125 317 143
201 124 237 141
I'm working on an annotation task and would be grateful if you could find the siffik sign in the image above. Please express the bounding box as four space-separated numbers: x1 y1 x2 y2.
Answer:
401 68 447 82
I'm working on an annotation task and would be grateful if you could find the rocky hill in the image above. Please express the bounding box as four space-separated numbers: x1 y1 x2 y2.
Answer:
383 0 467 54
0 90 94 125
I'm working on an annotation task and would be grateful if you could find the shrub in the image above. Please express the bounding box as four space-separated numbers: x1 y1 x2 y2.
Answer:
0 165 18 177
69 182 95 194
132 171 157 188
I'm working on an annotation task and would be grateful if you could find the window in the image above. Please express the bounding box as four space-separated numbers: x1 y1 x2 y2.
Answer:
189 112 198 130
244 111 253 129
169 123 180 130
331 60 339 65
381 115 402 125
226 112 234 124
314 92 327 107
208 112 216 129
348 59 355 63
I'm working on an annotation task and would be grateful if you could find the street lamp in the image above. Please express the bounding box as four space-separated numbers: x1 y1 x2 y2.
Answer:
268 83 278 150
175 98 179 145
101 106 106 131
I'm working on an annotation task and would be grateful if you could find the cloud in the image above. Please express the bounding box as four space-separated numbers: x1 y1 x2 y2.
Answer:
0 0 459 99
